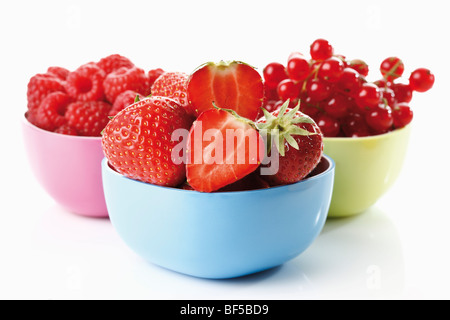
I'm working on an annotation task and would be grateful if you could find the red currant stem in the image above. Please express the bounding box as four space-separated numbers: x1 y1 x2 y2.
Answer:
383 59 402 80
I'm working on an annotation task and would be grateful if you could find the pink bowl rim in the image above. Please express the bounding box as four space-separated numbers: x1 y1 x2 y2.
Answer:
22 113 102 141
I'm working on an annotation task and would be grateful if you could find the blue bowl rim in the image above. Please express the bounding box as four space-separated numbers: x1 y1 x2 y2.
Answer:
102 154 335 196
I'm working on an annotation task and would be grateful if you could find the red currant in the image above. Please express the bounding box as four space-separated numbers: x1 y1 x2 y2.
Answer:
365 104 393 134
306 78 332 102
310 39 334 61
324 94 349 118
263 62 288 88
348 59 369 77
318 57 345 83
392 103 413 128
337 67 362 97
380 87 395 106
316 114 340 137
380 57 404 81
409 68 435 92
355 83 381 111
277 79 301 101
373 78 392 89
392 83 413 103
286 52 310 82
341 113 371 137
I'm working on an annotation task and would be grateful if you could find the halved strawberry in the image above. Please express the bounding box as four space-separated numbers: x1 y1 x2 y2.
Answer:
186 61 264 120
186 108 265 193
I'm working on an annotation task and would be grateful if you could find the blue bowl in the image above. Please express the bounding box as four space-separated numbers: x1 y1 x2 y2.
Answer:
101 155 335 279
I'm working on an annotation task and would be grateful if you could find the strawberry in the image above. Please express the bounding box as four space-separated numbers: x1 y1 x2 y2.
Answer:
186 61 264 120
150 72 190 115
256 100 323 186
102 96 193 187
186 108 265 193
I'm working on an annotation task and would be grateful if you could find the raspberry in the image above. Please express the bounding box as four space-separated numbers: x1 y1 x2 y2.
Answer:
97 54 134 75
103 66 148 103
27 73 65 112
65 63 106 102
35 92 72 131
65 101 112 136
54 124 78 136
109 90 143 117
148 68 165 91
151 72 189 108
47 66 70 80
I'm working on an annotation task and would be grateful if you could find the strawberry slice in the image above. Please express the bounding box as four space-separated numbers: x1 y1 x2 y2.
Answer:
186 108 265 192
186 61 264 121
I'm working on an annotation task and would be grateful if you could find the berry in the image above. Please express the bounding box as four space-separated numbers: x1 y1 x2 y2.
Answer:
186 108 264 192
186 60 264 120
348 59 369 77
310 39 333 61
102 96 193 187
103 66 148 103
341 113 371 137
316 114 340 137
324 94 349 118
286 53 310 82
65 101 112 136
54 124 78 136
257 101 323 185
109 90 143 117
65 63 106 102
365 104 393 134
263 62 288 88
306 78 332 102
392 103 413 128
380 87 395 106
97 54 134 75
380 57 404 81
148 68 165 90
337 67 363 97
318 57 345 83
277 79 302 101
355 83 381 110
47 66 70 80
151 72 190 114
35 92 72 131
392 83 413 103
27 73 65 112
409 68 435 92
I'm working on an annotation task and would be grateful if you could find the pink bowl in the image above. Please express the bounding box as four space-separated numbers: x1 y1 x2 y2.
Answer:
22 115 108 218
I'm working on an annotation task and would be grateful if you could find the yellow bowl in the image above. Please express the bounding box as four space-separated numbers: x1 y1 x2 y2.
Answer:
323 125 411 218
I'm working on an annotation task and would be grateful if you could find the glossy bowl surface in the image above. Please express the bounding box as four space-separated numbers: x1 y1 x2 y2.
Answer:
102 156 335 279
323 125 411 218
22 116 108 217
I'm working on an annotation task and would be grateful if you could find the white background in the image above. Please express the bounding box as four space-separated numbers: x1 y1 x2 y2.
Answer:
1 0 449 300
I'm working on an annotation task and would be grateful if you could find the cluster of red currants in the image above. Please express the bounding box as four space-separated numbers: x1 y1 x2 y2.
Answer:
262 39 435 137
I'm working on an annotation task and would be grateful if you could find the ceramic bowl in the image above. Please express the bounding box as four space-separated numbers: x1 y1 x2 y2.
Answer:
101 155 335 279
22 115 108 218
323 125 411 218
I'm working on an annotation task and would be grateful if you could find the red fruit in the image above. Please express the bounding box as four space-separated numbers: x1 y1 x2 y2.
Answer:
348 59 369 77
35 92 72 131
306 78 332 102
65 63 106 102
65 101 112 136
256 101 324 185
150 72 190 114
277 79 302 101
409 68 435 92
341 113 371 137
263 62 288 88
316 114 340 137
264 82 279 101
186 61 264 120
109 90 143 117
380 57 404 81
148 68 165 89
392 103 413 128
286 53 310 82
380 87 395 106
324 94 349 118
337 67 363 97
97 54 134 75
186 108 264 193
103 66 148 103
102 96 193 187
365 104 393 134
392 83 413 103
218 171 270 192
27 73 65 112
310 39 334 61
47 66 70 80
54 124 78 136
318 57 344 83
355 83 381 110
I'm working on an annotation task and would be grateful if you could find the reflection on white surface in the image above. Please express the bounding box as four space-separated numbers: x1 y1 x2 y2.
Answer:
6 203 403 299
